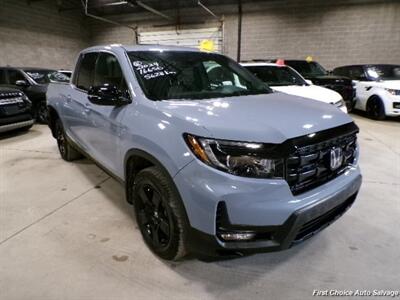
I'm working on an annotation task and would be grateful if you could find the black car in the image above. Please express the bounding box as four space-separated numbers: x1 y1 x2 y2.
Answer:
0 87 34 133
273 60 356 111
0 67 69 123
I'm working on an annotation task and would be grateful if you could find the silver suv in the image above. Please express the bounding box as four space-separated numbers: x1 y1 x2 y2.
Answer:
47 45 362 260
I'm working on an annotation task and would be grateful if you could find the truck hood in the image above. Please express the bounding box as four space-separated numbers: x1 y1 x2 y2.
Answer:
271 84 342 104
158 92 353 143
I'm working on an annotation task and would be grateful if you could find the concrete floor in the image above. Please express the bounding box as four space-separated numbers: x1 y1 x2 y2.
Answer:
0 114 399 300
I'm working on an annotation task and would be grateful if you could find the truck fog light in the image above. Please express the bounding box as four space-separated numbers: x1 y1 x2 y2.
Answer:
220 232 256 241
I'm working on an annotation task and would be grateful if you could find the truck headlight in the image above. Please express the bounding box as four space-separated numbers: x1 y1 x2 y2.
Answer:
184 134 284 179
385 88 400 96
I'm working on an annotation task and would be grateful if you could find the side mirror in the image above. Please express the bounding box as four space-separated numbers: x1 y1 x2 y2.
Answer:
15 80 30 87
88 84 131 106
305 79 313 85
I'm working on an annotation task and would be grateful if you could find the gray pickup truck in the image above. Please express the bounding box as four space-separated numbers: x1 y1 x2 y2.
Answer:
47 45 362 260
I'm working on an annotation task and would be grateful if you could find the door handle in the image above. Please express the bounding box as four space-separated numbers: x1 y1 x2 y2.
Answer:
66 95 72 102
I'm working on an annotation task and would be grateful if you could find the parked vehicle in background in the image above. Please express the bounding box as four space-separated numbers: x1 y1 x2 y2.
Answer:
333 64 400 120
0 87 34 133
241 62 347 113
58 70 72 79
0 67 69 123
47 45 362 261
273 59 356 111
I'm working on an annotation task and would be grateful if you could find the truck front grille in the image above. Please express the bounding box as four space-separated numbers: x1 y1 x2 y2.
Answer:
286 130 358 195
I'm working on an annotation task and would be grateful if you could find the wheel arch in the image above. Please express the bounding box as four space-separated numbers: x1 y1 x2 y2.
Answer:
367 94 383 104
124 149 175 205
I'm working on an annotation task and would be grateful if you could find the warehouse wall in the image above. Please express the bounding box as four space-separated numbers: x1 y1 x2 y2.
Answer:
237 0 400 69
2 0 395 70
87 0 399 69
89 21 136 45
0 0 89 69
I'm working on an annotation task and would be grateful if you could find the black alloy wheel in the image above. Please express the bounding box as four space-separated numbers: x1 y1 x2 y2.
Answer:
136 182 173 251
133 167 187 260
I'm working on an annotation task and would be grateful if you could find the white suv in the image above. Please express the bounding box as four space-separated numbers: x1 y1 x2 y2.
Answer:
333 64 400 119
241 62 347 113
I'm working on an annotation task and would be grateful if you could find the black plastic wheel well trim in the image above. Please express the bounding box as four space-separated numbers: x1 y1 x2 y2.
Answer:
124 148 192 229
367 95 384 107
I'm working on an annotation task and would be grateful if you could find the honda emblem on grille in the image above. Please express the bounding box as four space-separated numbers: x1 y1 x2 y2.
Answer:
330 147 343 170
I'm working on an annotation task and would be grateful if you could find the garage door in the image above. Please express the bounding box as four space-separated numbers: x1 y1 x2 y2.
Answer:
138 27 223 53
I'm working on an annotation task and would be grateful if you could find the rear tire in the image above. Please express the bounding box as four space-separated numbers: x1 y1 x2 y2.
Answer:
54 119 82 161
133 166 187 261
35 101 48 124
366 96 386 120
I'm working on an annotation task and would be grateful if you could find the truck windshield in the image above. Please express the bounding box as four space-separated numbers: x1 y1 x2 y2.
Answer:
285 61 327 77
24 70 70 84
128 51 271 101
365 65 400 81
244 65 307 86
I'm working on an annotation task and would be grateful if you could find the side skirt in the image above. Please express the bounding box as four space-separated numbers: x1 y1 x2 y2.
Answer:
65 134 125 186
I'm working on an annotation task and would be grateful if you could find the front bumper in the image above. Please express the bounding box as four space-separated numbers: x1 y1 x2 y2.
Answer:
386 101 400 116
0 116 34 133
174 158 362 257
186 183 360 257
384 96 400 116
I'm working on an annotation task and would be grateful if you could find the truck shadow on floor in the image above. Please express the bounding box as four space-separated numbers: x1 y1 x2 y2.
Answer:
70 156 329 294
73 158 135 222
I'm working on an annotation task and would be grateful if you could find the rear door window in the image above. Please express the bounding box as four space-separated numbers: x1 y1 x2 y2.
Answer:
75 52 98 91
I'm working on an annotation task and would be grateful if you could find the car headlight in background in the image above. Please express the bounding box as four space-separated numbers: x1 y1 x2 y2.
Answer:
385 88 400 96
184 134 284 179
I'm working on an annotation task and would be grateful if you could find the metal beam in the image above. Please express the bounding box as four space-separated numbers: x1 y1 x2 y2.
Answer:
130 0 173 21
198 0 219 20
81 0 138 41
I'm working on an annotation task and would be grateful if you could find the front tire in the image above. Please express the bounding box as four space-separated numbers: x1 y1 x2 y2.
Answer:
54 119 82 161
366 97 386 120
133 166 187 261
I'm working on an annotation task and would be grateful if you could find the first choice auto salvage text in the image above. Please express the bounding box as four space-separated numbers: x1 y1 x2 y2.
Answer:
313 290 400 297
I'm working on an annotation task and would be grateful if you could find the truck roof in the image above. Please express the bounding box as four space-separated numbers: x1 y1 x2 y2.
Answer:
82 44 201 53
